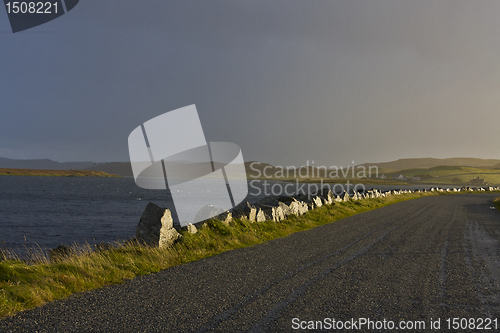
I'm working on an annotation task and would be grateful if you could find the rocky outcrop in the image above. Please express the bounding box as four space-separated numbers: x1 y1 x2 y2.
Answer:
136 202 181 248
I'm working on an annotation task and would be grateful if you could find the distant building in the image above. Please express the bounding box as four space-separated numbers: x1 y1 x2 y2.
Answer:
411 176 421 181
470 176 485 185
379 174 387 179
393 174 404 180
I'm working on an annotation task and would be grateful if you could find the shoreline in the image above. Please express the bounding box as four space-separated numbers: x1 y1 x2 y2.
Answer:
0 168 120 177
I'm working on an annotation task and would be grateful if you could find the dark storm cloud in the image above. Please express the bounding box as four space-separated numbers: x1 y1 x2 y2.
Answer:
1 0 499 166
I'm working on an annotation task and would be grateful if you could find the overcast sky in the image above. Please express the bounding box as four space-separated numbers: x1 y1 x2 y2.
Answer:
1 0 499 167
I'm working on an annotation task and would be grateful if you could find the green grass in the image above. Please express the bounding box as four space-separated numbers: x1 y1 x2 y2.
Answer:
247 165 500 186
384 166 500 185
494 197 500 211
7 189 498 319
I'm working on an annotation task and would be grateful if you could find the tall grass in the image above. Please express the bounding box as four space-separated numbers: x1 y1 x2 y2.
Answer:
0 191 438 318
494 197 500 210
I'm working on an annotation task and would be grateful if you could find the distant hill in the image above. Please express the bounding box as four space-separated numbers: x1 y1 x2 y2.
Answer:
3 157 500 178
86 161 259 178
358 158 500 171
0 157 96 170
88 158 500 179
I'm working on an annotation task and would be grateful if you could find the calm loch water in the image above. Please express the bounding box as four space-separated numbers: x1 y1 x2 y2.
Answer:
0 175 437 256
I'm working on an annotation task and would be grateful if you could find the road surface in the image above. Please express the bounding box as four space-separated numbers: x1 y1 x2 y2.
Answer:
1 193 500 332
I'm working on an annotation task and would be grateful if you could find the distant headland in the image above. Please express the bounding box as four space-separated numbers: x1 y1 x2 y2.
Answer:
0 168 119 177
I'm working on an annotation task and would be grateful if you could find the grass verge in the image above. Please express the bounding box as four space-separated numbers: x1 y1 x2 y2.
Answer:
494 197 500 210
0 190 447 318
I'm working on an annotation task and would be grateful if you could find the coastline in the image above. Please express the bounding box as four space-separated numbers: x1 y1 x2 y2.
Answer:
0 168 120 178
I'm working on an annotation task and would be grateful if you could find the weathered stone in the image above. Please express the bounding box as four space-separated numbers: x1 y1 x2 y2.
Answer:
136 202 181 248
312 196 323 208
216 211 233 225
159 228 182 248
272 206 285 222
248 205 257 222
325 190 334 204
232 202 256 222
288 200 300 216
256 209 266 222
254 203 274 219
187 223 198 234
313 186 332 200
49 244 75 262
297 201 309 215
342 191 350 202
279 201 292 216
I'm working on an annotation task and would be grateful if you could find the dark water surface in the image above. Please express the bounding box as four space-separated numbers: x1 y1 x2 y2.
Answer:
0 176 440 256
0 176 276 255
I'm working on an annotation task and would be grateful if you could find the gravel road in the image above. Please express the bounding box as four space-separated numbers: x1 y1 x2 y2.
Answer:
1 193 500 332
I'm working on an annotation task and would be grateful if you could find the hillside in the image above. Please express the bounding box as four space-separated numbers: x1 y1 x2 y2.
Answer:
382 165 500 186
358 157 500 171
0 157 95 170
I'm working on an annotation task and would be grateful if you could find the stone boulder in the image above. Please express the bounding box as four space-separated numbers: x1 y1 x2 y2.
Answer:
254 204 273 220
49 244 75 262
216 211 233 225
187 223 198 234
279 201 292 216
333 195 343 203
136 202 181 248
295 200 310 215
256 209 266 222
312 196 323 208
232 201 257 222
314 186 332 200
272 206 285 222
